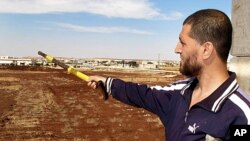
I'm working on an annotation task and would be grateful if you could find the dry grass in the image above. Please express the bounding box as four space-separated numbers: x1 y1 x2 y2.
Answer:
0 77 20 82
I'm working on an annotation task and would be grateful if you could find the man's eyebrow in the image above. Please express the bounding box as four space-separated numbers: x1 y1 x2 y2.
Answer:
179 36 184 42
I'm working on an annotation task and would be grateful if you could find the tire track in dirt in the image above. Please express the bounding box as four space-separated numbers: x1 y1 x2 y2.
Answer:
0 78 59 140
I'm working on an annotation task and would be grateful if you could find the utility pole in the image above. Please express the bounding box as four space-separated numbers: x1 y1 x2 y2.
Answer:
157 53 160 69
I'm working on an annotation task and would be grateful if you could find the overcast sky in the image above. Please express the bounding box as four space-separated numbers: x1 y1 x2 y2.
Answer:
0 0 231 60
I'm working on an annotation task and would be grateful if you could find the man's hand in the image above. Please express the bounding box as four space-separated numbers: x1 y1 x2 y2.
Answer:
87 76 107 89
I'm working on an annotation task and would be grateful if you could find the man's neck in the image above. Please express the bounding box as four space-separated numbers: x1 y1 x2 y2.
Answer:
196 65 229 97
189 64 229 109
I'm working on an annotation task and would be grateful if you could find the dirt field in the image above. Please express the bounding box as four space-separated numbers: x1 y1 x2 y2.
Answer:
0 66 183 141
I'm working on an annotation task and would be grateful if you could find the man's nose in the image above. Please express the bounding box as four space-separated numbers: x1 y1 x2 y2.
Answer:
175 42 182 54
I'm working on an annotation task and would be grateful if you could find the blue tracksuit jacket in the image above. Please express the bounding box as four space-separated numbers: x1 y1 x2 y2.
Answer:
105 71 250 141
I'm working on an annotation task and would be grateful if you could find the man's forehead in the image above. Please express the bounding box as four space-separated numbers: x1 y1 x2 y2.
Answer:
179 24 191 39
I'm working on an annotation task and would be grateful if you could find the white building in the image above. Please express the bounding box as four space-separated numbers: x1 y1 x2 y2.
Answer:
0 59 14 65
0 56 32 66
15 59 32 66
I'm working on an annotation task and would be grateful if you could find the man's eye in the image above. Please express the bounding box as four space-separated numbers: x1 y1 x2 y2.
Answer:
180 41 185 45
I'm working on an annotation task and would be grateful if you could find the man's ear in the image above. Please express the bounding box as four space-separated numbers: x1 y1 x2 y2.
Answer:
202 42 214 60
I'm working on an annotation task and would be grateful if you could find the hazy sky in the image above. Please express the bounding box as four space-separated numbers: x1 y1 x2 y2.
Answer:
0 0 231 60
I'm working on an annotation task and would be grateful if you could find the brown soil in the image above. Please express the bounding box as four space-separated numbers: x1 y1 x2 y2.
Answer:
0 66 183 141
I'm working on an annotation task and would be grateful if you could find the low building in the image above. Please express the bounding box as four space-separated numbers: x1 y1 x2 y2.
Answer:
0 56 32 66
15 58 32 66
0 59 14 65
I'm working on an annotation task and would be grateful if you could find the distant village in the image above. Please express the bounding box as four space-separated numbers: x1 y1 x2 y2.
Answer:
0 56 180 70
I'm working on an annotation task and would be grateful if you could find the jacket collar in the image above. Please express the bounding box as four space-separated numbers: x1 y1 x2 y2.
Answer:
183 71 239 113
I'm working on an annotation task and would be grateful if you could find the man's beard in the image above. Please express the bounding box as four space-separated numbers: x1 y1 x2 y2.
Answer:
179 54 202 77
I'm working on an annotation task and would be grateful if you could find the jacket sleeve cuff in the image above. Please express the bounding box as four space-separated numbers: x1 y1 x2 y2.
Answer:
105 77 114 94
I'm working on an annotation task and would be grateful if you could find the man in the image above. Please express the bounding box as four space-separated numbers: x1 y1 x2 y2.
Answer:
87 9 250 141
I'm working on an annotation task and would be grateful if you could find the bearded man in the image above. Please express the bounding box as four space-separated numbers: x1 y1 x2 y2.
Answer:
87 9 250 141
